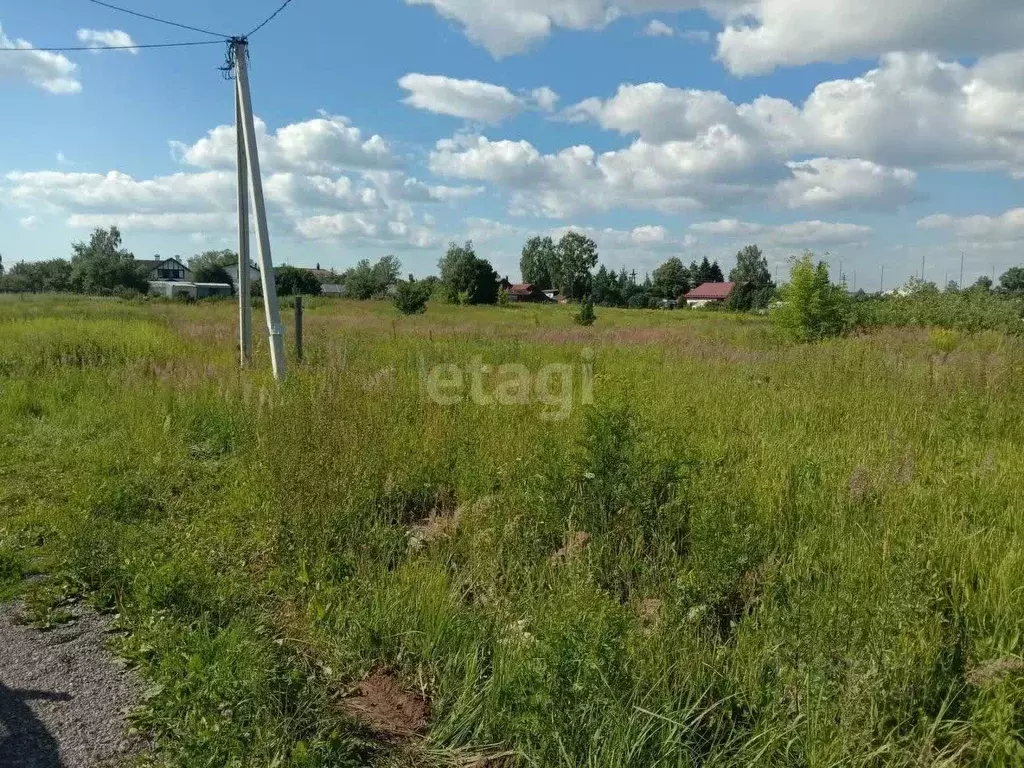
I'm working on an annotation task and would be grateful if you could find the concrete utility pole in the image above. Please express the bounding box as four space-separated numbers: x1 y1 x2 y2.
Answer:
960 251 965 290
880 264 884 294
234 38 286 380
236 85 253 366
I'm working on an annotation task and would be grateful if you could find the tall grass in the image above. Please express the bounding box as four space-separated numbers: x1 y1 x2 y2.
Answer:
1 296 1023 766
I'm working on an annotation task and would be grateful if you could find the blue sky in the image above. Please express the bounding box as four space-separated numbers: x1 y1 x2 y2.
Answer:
1 0 1023 286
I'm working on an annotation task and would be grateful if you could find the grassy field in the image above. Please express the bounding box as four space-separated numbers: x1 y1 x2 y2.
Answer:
1 294 1023 767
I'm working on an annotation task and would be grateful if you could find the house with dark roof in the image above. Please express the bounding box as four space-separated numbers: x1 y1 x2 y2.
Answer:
683 282 735 308
136 257 191 282
506 283 553 303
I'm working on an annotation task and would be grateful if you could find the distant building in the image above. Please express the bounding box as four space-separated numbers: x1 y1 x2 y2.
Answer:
224 263 261 287
507 283 553 303
149 281 232 299
683 282 735 308
136 257 191 282
321 283 346 298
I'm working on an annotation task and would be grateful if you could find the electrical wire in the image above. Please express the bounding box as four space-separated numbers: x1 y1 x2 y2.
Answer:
84 0 231 39
247 0 296 37
0 40 224 52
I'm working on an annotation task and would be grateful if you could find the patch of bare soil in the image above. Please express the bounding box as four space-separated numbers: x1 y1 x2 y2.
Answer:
550 530 591 565
0 604 144 768
340 670 430 741
967 657 1024 687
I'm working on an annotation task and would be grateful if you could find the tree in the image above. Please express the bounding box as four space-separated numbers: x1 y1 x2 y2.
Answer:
574 297 597 326
344 256 402 299
556 231 598 301
189 250 236 288
772 253 852 342
651 257 690 299
728 244 775 311
373 255 402 291
393 278 431 315
520 236 560 290
709 260 725 283
689 257 723 286
438 241 499 304
70 226 148 294
999 266 1024 295
275 266 322 297
973 275 994 292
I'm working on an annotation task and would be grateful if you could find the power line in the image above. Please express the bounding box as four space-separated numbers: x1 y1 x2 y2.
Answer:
247 0 297 37
1 40 223 53
84 0 231 39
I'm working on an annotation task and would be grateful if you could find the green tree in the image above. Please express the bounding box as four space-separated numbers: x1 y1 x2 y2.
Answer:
393 278 431 315
728 244 775 311
556 231 598 301
651 257 690 299
344 255 402 299
574 296 597 326
772 253 852 342
275 266 323 297
999 266 1024 295
372 255 402 292
972 275 994 292
189 250 237 287
520 236 560 290
70 226 148 294
438 241 499 304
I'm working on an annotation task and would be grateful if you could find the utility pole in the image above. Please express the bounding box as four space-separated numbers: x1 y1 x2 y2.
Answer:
960 251 965 290
234 38 286 380
880 264 884 294
921 254 925 282
236 84 252 366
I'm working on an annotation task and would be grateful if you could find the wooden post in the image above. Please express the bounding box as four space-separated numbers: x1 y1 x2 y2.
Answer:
295 296 303 363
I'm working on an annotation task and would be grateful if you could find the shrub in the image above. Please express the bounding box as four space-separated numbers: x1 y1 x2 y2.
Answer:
574 297 597 326
393 279 430 315
772 253 852 341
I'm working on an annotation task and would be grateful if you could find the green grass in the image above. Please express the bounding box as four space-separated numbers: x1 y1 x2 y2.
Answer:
1 294 1023 766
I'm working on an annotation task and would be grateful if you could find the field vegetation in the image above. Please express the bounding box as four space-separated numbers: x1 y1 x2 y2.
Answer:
1 294 1024 766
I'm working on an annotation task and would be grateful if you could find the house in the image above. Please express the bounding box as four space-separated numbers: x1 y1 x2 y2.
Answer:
683 282 735 308
136 257 191 282
506 283 553 303
224 263 261 287
321 283 346 298
148 281 232 299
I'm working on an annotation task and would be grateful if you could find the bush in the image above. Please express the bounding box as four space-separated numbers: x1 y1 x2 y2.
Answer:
574 297 597 326
772 253 852 342
393 280 430 315
852 290 1024 334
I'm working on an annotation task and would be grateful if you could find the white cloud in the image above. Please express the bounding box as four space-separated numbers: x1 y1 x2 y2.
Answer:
399 73 524 122
717 0 1024 76
564 52 1024 180
776 158 917 210
530 86 560 112
643 19 676 37
406 0 1024 75
75 29 138 53
172 113 395 173
690 218 873 248
917 209 1024 242
68 212 235 231
0 24 81 93
398 74 559 122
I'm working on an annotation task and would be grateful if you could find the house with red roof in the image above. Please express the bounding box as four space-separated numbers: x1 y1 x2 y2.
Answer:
683 282 735 308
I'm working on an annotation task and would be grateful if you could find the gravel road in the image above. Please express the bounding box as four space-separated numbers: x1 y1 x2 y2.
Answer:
0 605 143 767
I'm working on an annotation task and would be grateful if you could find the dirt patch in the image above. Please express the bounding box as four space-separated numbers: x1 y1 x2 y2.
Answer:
551 531 591 565
0 603 145 767
966 657 1024 687
340 670 430 741
409 508 461 552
